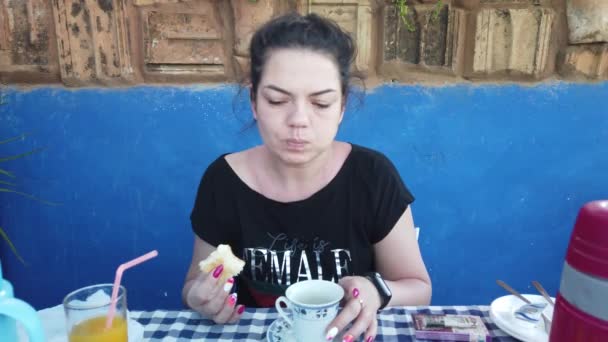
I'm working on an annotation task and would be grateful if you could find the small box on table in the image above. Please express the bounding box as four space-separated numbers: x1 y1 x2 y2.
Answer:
412 314 491 341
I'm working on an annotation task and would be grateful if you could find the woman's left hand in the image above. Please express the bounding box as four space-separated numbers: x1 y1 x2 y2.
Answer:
325 276 382 342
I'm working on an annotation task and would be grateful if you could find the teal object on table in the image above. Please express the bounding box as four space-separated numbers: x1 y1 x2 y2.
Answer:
0 261 45 342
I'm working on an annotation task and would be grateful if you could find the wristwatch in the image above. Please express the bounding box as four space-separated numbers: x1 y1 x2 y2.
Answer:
365 272 392 310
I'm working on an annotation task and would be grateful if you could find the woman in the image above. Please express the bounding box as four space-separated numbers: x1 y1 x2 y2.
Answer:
182 12 431 342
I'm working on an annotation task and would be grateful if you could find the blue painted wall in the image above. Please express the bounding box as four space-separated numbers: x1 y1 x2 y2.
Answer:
1 83 607 311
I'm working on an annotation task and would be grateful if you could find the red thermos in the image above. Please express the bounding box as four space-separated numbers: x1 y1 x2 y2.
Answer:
549 200 608 341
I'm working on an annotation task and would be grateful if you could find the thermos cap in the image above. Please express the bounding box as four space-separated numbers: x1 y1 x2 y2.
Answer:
565 200 608 279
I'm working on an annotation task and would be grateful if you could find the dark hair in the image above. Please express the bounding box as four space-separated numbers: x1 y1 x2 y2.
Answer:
248 12 357 102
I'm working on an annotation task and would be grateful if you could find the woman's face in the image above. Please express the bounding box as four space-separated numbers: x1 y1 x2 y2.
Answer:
252 48 345 166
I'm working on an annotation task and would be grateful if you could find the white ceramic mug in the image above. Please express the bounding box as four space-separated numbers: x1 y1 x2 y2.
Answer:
275 280 344 342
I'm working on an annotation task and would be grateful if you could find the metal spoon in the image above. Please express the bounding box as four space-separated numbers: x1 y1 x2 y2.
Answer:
496 280 552 334
496 280 532 304
532 280 555 306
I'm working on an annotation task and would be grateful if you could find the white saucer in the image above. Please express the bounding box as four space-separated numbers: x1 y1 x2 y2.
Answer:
266 315 343 342
267 315 296 342
490 294 555 342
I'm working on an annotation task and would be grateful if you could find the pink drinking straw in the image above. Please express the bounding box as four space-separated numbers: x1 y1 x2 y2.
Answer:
105 250 158 329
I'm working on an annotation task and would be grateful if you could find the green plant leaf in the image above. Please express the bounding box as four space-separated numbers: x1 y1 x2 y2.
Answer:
0 168 15 178
0 227 26 265
0 91 57 265
0 88 28 265
432 0 444 21
0 188 60 206
0 147 45 163
396 0 416 32
0 133 29 145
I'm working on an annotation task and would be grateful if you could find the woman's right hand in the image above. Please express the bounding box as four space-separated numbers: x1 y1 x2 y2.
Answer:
185 264 245 324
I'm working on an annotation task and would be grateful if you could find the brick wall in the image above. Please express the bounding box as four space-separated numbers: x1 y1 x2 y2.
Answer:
0 0 606 86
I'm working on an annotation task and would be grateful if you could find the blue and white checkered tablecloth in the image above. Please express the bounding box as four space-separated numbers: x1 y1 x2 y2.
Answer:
130 306 518 341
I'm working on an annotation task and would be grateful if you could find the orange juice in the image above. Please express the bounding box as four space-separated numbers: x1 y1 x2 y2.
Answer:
69 315 128 342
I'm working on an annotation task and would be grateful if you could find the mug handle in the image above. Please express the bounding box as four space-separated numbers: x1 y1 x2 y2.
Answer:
0 298 46 342
275 296 293 326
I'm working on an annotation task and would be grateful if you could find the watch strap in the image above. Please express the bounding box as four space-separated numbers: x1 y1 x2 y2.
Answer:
365 272 391 310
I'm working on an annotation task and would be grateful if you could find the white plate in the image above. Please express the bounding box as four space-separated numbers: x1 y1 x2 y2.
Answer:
490 294 554 342
267 315 296 342
17 304 144 342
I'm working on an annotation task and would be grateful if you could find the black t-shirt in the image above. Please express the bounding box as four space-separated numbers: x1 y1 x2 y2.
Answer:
190 144 414 307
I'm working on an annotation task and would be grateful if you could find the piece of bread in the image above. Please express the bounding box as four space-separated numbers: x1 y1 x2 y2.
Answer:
199 244 245 283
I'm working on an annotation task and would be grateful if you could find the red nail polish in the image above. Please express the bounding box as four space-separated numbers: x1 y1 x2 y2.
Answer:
212 264 224 278
352 288 360 298
228 293 237 306
237 305 245 314
366 336 374 342
342 335 354 342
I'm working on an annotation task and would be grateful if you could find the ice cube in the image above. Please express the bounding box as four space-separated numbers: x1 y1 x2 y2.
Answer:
86 289 111 305
69 289 111 308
